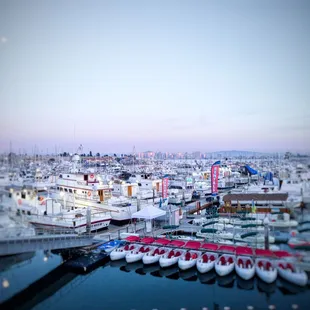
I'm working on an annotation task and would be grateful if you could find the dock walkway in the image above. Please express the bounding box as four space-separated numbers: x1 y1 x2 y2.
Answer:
0 234 93 256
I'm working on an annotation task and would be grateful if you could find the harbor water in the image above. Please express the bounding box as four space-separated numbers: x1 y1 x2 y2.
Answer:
1 250 309 310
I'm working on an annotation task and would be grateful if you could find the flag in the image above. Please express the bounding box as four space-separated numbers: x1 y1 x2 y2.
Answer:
162 178 169 199
211 161 221 196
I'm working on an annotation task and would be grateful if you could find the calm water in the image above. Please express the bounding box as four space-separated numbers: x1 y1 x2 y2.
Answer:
0 251 309 310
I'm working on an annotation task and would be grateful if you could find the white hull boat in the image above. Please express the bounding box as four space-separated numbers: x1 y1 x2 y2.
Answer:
142 247 168 265
125 245 153 263
178 251 201 271
255 259 277 284
235 256 255 280
277 261 308 287
215 254 235 276
110 244 137 261
159 249 186 268
196 252 218 274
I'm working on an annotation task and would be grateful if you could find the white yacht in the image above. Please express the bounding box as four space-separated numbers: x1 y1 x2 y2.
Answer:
13 197 111 233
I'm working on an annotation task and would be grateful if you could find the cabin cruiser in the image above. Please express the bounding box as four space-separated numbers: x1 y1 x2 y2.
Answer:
12 197 111 233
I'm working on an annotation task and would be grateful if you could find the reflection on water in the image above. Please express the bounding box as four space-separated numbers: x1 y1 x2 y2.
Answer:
197 270 217 284
216 272 235 288
237 276 254 290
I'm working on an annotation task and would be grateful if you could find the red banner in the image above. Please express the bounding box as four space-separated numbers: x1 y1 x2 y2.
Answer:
211 163 220 195
162 178 169 199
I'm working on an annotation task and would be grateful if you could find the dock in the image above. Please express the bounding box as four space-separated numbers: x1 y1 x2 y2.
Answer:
0 234 93 256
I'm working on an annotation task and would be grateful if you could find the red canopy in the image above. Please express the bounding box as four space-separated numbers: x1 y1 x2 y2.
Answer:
126 235 140 242
185 241 202 249
236 246 254 256
154 238 171 245
140 237 155 244
218 245 236 253
255 249 275 258
170 240 186 247
201 243 219 251
273 250 293 258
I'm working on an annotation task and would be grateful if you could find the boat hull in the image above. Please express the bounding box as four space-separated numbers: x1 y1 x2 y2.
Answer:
277 265 308 287
215 255 235 277
255 262 277 284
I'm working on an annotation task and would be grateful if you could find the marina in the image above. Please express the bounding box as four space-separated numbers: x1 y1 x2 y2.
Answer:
1 151 310 309
1 1 310 309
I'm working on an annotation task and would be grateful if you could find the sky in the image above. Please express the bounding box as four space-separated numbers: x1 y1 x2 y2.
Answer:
0 0 310 155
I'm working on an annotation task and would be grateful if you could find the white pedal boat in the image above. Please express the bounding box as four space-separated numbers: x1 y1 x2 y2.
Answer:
178 251 201 271
142 247 169 265
277 261 308 287
159 249 186 268
215 254 235 277
255 258 277 284
196 252 218 274
235 256 255 280
110 243 137 261
125 245 153 263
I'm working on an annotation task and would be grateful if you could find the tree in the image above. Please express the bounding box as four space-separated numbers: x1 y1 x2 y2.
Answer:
96 152 100 157
89 151 93 157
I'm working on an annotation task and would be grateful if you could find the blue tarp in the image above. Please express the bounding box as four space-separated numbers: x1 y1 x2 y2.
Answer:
244 165 258 175
264 172 273 182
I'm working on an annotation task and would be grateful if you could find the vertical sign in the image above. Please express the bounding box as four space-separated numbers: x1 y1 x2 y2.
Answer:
211 161 220 196
162 178 169 199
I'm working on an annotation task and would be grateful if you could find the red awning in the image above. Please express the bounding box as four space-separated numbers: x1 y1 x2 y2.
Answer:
154 238 171 245
126 235 140 242
236 246 254 256
218 245 236 253
140 237 155 244
184 241 202 249
254 249 275 257
170 240 186 247
201 243 219 251
273 250 293 258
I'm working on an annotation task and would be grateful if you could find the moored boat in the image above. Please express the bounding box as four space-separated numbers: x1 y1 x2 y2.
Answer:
142 247 169 265
235 256 255 280
196 252 218 274
110 243 137 261
178 251 201 271
125 245 154 263
96 240 123 253
159 249 186 268
276 261 308 287
255 258 277 284
215 254 235 276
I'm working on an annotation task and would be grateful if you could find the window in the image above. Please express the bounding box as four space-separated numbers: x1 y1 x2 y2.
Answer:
69 189 73 193
60 187 63 191
59 174 62 178
64 188 68 192
21 193 26 199
57 187 59 190
74 190 77 194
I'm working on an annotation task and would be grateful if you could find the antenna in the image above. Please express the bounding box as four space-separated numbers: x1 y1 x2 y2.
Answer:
133 146 136 173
